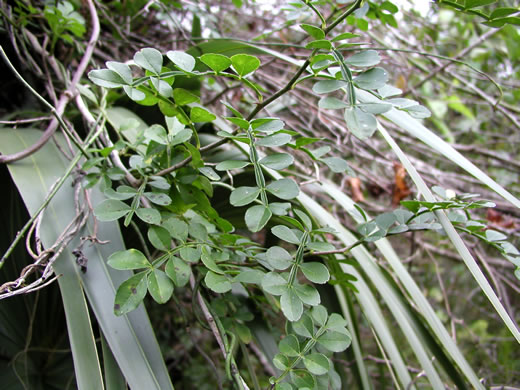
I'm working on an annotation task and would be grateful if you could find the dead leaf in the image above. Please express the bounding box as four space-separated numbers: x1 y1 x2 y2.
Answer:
392 162 411 206
348 177 364 202
487 208 516 229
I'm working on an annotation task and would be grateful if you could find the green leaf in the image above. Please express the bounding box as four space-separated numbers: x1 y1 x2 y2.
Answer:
162 216 188 241
114 272 148 316
266 178 300 200
381 1 399 13
354 67 389 90
278 334 300 357
273 353 290 370
294 209 312 231
358 103 393 114
167 50 196 72
233 269 265 284
303 353 330 376
269 202 292 216
256 133 292 147
147 269 174 304
345 50 381 67
251 118 285 133
200 249 224 274
489 7 518 19
147 225 171 251
205 271 232 293
123 86 146 102
245 204 272 232
331 32 360 41
485 229 508 242
173 88 200 105
134 48 163 74
190 107 216 122
311 305 328 326
266 246 293 270
300 24 325 39
106 61 133 84
312 80 349 94
292 313 314 338
290 370 315 389
271 225 301 244
261 272 288 295
306 40 332 50
281 288 304 321
145 124 168 145
317 330 352 352
230 186 261 206
325 313 348 331
300 262 330 284
318 97 348 110
321 156 350 173
94 199 131 221
259 153 294 170
215 160 250 171
108 249 151 270
465 0 497 9
180 246 201 263
150 77 172 98
200 53 232 73
189 223 208 241
293 283 320 306
88 69 127 88
170 128 193 145
165 255 191 287
199 166 220 181
136 208 161 225
344 106 378 139
144 192 172 206
231 54 260 76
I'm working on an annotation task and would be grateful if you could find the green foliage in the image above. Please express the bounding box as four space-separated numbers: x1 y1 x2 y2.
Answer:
2 0 520 388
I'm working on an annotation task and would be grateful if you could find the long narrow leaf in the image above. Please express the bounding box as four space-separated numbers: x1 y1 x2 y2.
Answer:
321 180 483 388
377 124 520 344
0 128 174 390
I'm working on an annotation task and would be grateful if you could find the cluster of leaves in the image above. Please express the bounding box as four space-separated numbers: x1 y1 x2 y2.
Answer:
81 0 519 387
86 40 357 386
353 186 520 277
437 0 520 27
271 306 351 389
43 1 86 48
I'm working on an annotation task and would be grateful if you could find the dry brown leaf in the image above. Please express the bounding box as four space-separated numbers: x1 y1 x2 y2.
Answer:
392 162 411 206
348 177 364 202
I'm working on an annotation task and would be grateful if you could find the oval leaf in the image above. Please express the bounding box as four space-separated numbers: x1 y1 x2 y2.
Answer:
230 186 261 207
114 272 148 316
147 269 174 304
200 53 231 73
266 178 300 200
300 262 330 284
303 353 330 376
245 204 272 232
108 249 151 270
231 54 260 77
205 271 232 293
94 199 131 221
167 50 196 72
281 288 304 322
134 47 163 74
266 246 293 270
259 153 294 170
